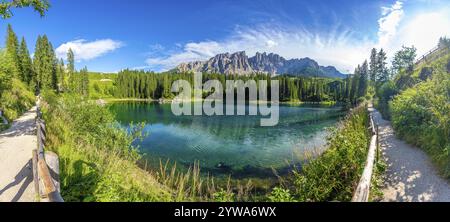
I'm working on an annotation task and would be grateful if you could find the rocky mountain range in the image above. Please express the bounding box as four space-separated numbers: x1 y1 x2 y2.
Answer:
175 51 346 78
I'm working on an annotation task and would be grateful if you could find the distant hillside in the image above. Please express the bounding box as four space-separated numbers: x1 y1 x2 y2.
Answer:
175 51 347 78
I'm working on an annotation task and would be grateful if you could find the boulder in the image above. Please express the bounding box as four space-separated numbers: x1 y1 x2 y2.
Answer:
419 67 433 81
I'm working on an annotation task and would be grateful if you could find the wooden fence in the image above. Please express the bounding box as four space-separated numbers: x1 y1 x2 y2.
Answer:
351 108 379 202
415 45 450 67
32 105 64 202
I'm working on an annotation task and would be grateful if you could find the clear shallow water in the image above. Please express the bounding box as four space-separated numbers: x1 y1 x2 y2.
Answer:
109 102 345 179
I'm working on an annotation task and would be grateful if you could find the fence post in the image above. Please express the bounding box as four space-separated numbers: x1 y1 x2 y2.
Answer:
34 103 64 202
32 149 40 201
376 125 380 163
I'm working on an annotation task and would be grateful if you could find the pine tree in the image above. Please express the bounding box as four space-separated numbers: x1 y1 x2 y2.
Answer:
350 66 360 104
18 37 33 85
80 67 89 97
32 35 43 92
33 35 58 92
5 24 19 77
56 58 65 92
357 60 369 98
369 48 378 83
67 48 76 92
47 40 58 90
376 49 389 84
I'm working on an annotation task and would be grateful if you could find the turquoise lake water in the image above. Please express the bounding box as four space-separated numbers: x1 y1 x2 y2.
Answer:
109 102 345 179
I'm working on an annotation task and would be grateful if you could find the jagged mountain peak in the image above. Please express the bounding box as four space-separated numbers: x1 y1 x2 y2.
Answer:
175 51 346 78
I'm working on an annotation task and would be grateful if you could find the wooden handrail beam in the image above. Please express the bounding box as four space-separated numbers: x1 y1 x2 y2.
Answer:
352 110 378 202
33 103 64 202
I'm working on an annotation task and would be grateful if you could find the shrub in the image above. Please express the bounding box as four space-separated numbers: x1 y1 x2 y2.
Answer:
213 189 235 202
447 59 450 73
0 78 35 121
419 67 433 81
41 91 173 201
273 104 370 202
375 81 398 120
267 187 294 202
391 66 450 178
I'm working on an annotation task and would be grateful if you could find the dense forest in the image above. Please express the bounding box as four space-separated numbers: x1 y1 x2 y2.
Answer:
114 70 368 104
0 24 90 121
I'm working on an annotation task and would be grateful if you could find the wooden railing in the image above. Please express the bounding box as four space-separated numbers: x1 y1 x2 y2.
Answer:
32 104 64 202
415 45 450 66
352 107 379 202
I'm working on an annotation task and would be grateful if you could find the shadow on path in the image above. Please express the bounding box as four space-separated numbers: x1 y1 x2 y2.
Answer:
0 160 34 202
372 109 450 202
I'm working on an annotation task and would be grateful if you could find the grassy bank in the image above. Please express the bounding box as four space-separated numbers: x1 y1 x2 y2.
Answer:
390 57 450 179
268 103 371 202
41 91 250 202
0 78 35 122
41 91 174 201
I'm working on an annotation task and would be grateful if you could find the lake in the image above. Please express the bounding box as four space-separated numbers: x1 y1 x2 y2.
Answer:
109 102 345 181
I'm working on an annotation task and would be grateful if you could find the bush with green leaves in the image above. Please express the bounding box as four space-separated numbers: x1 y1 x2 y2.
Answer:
267 187 294 202
213 189 235 202
0 78 34 121
269 104 370 202
375 81 398 120
41 90 173 202
391 61 450 178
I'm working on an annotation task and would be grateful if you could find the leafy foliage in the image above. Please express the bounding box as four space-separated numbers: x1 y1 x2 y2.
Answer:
0 78 35 121
0 49 14 97
41 91 173 201
0 0 50 19
391 46 417 77
270 104 370 202
391 61 450 179
267 187 294 202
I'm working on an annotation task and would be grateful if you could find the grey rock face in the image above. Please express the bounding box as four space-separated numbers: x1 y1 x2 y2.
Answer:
175 51 346 78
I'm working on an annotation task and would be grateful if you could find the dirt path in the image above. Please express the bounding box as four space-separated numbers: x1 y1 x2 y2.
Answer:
372 108 450 202
0 107 37 202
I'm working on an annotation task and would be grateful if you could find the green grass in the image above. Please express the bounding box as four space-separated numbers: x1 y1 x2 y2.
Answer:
370 160 386 201
0 78 35 122
268 103 371 202
88 72 117 100
41 91 174 201
390 59 450 179
41 90 254 202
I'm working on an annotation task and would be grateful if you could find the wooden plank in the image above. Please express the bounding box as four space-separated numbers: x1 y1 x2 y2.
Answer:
32 149 40 201
38 159 56 195
35 104 64 202
352 112 378 202
352 135 377 202
45 152 61 193
37 158 64 202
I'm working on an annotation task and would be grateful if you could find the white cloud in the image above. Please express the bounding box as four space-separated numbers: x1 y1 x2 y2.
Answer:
265 40 278 48
56 39 123 62
144 0 450 73
383 8 450 57
145 25 373 73
377 1 404 49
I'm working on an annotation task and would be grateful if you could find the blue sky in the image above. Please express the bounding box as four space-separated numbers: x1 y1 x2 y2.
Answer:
1 0 449 73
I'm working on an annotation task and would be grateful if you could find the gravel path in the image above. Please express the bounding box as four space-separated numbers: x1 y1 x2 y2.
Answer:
372 108 450 202
0 107 37 202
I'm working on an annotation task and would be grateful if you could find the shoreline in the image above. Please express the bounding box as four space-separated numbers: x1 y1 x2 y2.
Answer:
101 98 342 106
